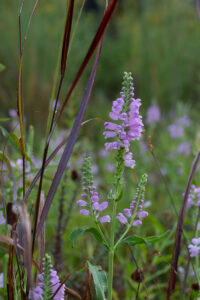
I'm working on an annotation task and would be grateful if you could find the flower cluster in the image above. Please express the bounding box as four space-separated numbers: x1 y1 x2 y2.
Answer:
177 142 191 156
117 174 148 226
76 157 110 223
188 238 200 257
168 124 183 139
146 104 161 124
103 72 143 169
117 200 148 226
183 184 200 208
29 255 65 300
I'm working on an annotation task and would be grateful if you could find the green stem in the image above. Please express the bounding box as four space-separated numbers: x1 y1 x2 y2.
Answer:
108 200 117 300
114 224 130 250
95 221 109 249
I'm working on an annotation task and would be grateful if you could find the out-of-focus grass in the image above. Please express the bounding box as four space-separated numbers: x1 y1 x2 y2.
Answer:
1 0 200 142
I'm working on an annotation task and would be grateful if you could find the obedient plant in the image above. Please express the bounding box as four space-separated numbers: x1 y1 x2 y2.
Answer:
29 254 65 300
74 72 150 300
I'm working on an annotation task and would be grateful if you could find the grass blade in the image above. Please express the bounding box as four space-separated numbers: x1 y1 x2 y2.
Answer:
36 42 102 240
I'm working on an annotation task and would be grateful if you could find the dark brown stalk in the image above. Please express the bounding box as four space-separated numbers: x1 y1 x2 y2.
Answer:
180 206 200 299
19 0 25 198
61 0 75 77
167 150 200 299
84 268 92 300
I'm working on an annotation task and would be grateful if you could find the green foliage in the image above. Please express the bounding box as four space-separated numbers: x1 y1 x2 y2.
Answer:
69 226 105 247
118 230 170 248
87 261 107 300
0 63 5 72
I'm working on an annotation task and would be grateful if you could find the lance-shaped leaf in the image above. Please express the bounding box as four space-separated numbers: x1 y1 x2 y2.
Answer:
117 231 170 248
87 261 107 300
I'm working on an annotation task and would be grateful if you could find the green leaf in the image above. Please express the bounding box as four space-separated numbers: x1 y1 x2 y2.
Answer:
119 231 170 247
69 227 104 247
0 118 10 122
0 126 33 165
0 126 21 153
0 63 6 72
87 261 107 300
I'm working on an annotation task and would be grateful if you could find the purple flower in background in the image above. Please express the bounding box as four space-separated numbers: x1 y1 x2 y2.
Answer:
188 238 200 257
9 109 17 118
146 104 161 124
184 184 200 208
0 211 5 225
177 115 191 127
168 124 183 139
177 142 191 156
0 273 3 289
103 72 143 168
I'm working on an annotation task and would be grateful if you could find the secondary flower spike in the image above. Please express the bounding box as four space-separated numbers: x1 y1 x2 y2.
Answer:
76 157 110 223
117 174 148 227
103 72 144 168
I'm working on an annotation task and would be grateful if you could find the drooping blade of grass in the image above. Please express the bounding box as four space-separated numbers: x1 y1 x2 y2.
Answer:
17 203 33 291
61 0 75 77
167 150 200 299
35 44 102 240
54 0 119 128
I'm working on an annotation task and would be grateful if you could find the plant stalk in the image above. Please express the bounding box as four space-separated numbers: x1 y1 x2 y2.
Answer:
108 199 117 300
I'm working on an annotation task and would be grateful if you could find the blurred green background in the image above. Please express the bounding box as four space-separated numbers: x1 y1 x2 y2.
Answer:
1 0 200 137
